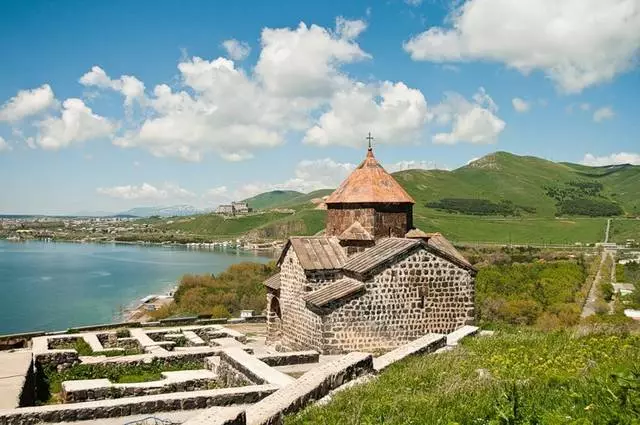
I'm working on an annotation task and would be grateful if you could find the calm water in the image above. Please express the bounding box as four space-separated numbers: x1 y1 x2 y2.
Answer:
0 240 272 334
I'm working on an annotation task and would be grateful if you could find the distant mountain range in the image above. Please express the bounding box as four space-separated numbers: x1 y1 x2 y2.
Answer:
73 205 211 218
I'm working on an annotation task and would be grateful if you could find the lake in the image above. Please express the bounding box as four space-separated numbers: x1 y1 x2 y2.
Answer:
0 240 273 334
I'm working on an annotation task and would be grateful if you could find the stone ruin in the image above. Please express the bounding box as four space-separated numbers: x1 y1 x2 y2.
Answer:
0 321 482 425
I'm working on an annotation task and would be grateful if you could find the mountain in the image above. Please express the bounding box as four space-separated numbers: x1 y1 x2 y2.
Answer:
119 205 206 217
153 152 640 244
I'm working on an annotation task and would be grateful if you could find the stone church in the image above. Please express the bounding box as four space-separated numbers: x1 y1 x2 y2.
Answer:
263 144 476 354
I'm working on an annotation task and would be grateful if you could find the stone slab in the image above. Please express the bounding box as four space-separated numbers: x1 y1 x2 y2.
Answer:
181 407 246 425
211 338 245 348
220 348 294 388
81 334 104 353
184 331 206 346
256 351 319 367
446 325 479 346
245 352 373 425
0 350 32 409
373 333 445 372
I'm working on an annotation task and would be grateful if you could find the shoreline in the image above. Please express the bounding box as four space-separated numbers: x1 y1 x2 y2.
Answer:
2 236 283 255
121 282 178 323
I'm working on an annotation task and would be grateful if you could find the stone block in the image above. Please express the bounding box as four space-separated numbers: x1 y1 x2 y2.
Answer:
246 352 373 425
373 333 445 372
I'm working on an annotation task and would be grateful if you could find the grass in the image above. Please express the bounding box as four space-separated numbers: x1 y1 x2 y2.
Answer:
37 358 205 404
414 212 606 244
51 338 141 357
288 328 640 425
609 218 640 244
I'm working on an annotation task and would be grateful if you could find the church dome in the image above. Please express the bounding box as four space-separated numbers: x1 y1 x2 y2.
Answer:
325 147 415 205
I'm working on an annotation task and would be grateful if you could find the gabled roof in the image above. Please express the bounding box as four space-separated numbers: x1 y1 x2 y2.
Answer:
263 273 281 290
343 235 476 276
343 238 421 275
325 148 415 205
338 221 373 241
303 278 365 308
425 233 475 271
277 237 347 271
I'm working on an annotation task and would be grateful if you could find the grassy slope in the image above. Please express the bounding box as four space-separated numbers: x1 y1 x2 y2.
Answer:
155 212 294 238
242 190 303 210
288 329 640 425
154 152 639 242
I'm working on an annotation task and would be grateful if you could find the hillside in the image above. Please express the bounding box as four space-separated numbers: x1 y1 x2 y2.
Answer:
242 190 303 210
150 152 640 243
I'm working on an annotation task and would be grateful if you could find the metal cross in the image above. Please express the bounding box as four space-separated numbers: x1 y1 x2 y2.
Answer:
366 132 374 150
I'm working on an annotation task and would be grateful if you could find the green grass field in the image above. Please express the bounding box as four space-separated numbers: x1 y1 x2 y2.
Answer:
609 218 640 244
414 212 607 244
288 329 640 425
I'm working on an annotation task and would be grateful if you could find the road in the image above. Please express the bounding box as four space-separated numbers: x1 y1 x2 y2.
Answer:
605 218 612 243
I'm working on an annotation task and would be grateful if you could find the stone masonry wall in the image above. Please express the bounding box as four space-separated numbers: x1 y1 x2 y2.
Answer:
322 248 475 354
62 377 216 403
326 204 412 239
272 250 333 352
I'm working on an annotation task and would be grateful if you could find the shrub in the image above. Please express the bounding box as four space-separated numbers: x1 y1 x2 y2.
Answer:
556 198 622 217
425 198 534 216
599 281 614 302
151 261 277 320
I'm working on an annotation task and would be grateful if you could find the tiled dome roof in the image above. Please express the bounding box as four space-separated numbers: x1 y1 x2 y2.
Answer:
325 148 415 205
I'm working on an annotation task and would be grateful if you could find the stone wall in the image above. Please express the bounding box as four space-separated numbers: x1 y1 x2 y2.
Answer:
274 250 325 352
0 385 277 425
217 349 294 389
34 351 79 371
61 374 217 403
326 204 412 239
322 248 475 353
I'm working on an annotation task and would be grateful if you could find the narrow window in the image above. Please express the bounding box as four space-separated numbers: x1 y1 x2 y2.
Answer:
418 287 426 308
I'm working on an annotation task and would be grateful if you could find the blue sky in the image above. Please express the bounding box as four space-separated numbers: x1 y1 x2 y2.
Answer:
0 0 639 214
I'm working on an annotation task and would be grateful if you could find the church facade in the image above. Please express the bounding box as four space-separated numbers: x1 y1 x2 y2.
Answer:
263 146 476 354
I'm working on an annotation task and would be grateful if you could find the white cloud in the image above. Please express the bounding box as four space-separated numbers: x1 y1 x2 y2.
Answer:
405 0 423 5
79 66 145 106
303 81 429 147
0 84 56 122
113 18 374 162
35 98 116 150
593 106 615 122
581 152 640 166
403 0 640 93
580 103 591 111
221 39 251 61
432 87 505 145
97 182 195 201
387 160 441 172
231 158 356 200
114 58 289 162
335 17 367 40
255 21 370 98
511 97 530 113
0 136 11 152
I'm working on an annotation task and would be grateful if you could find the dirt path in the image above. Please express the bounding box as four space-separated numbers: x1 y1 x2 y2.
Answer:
581 251 607 318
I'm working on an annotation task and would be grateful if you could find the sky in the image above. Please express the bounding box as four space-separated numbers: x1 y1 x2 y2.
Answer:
0 0 639 215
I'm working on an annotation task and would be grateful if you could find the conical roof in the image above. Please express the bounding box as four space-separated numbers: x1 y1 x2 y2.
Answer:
325 147 415 205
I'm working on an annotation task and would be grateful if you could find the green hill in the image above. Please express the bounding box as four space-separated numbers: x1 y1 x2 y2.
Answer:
242 190 303 210
151 152 640 243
